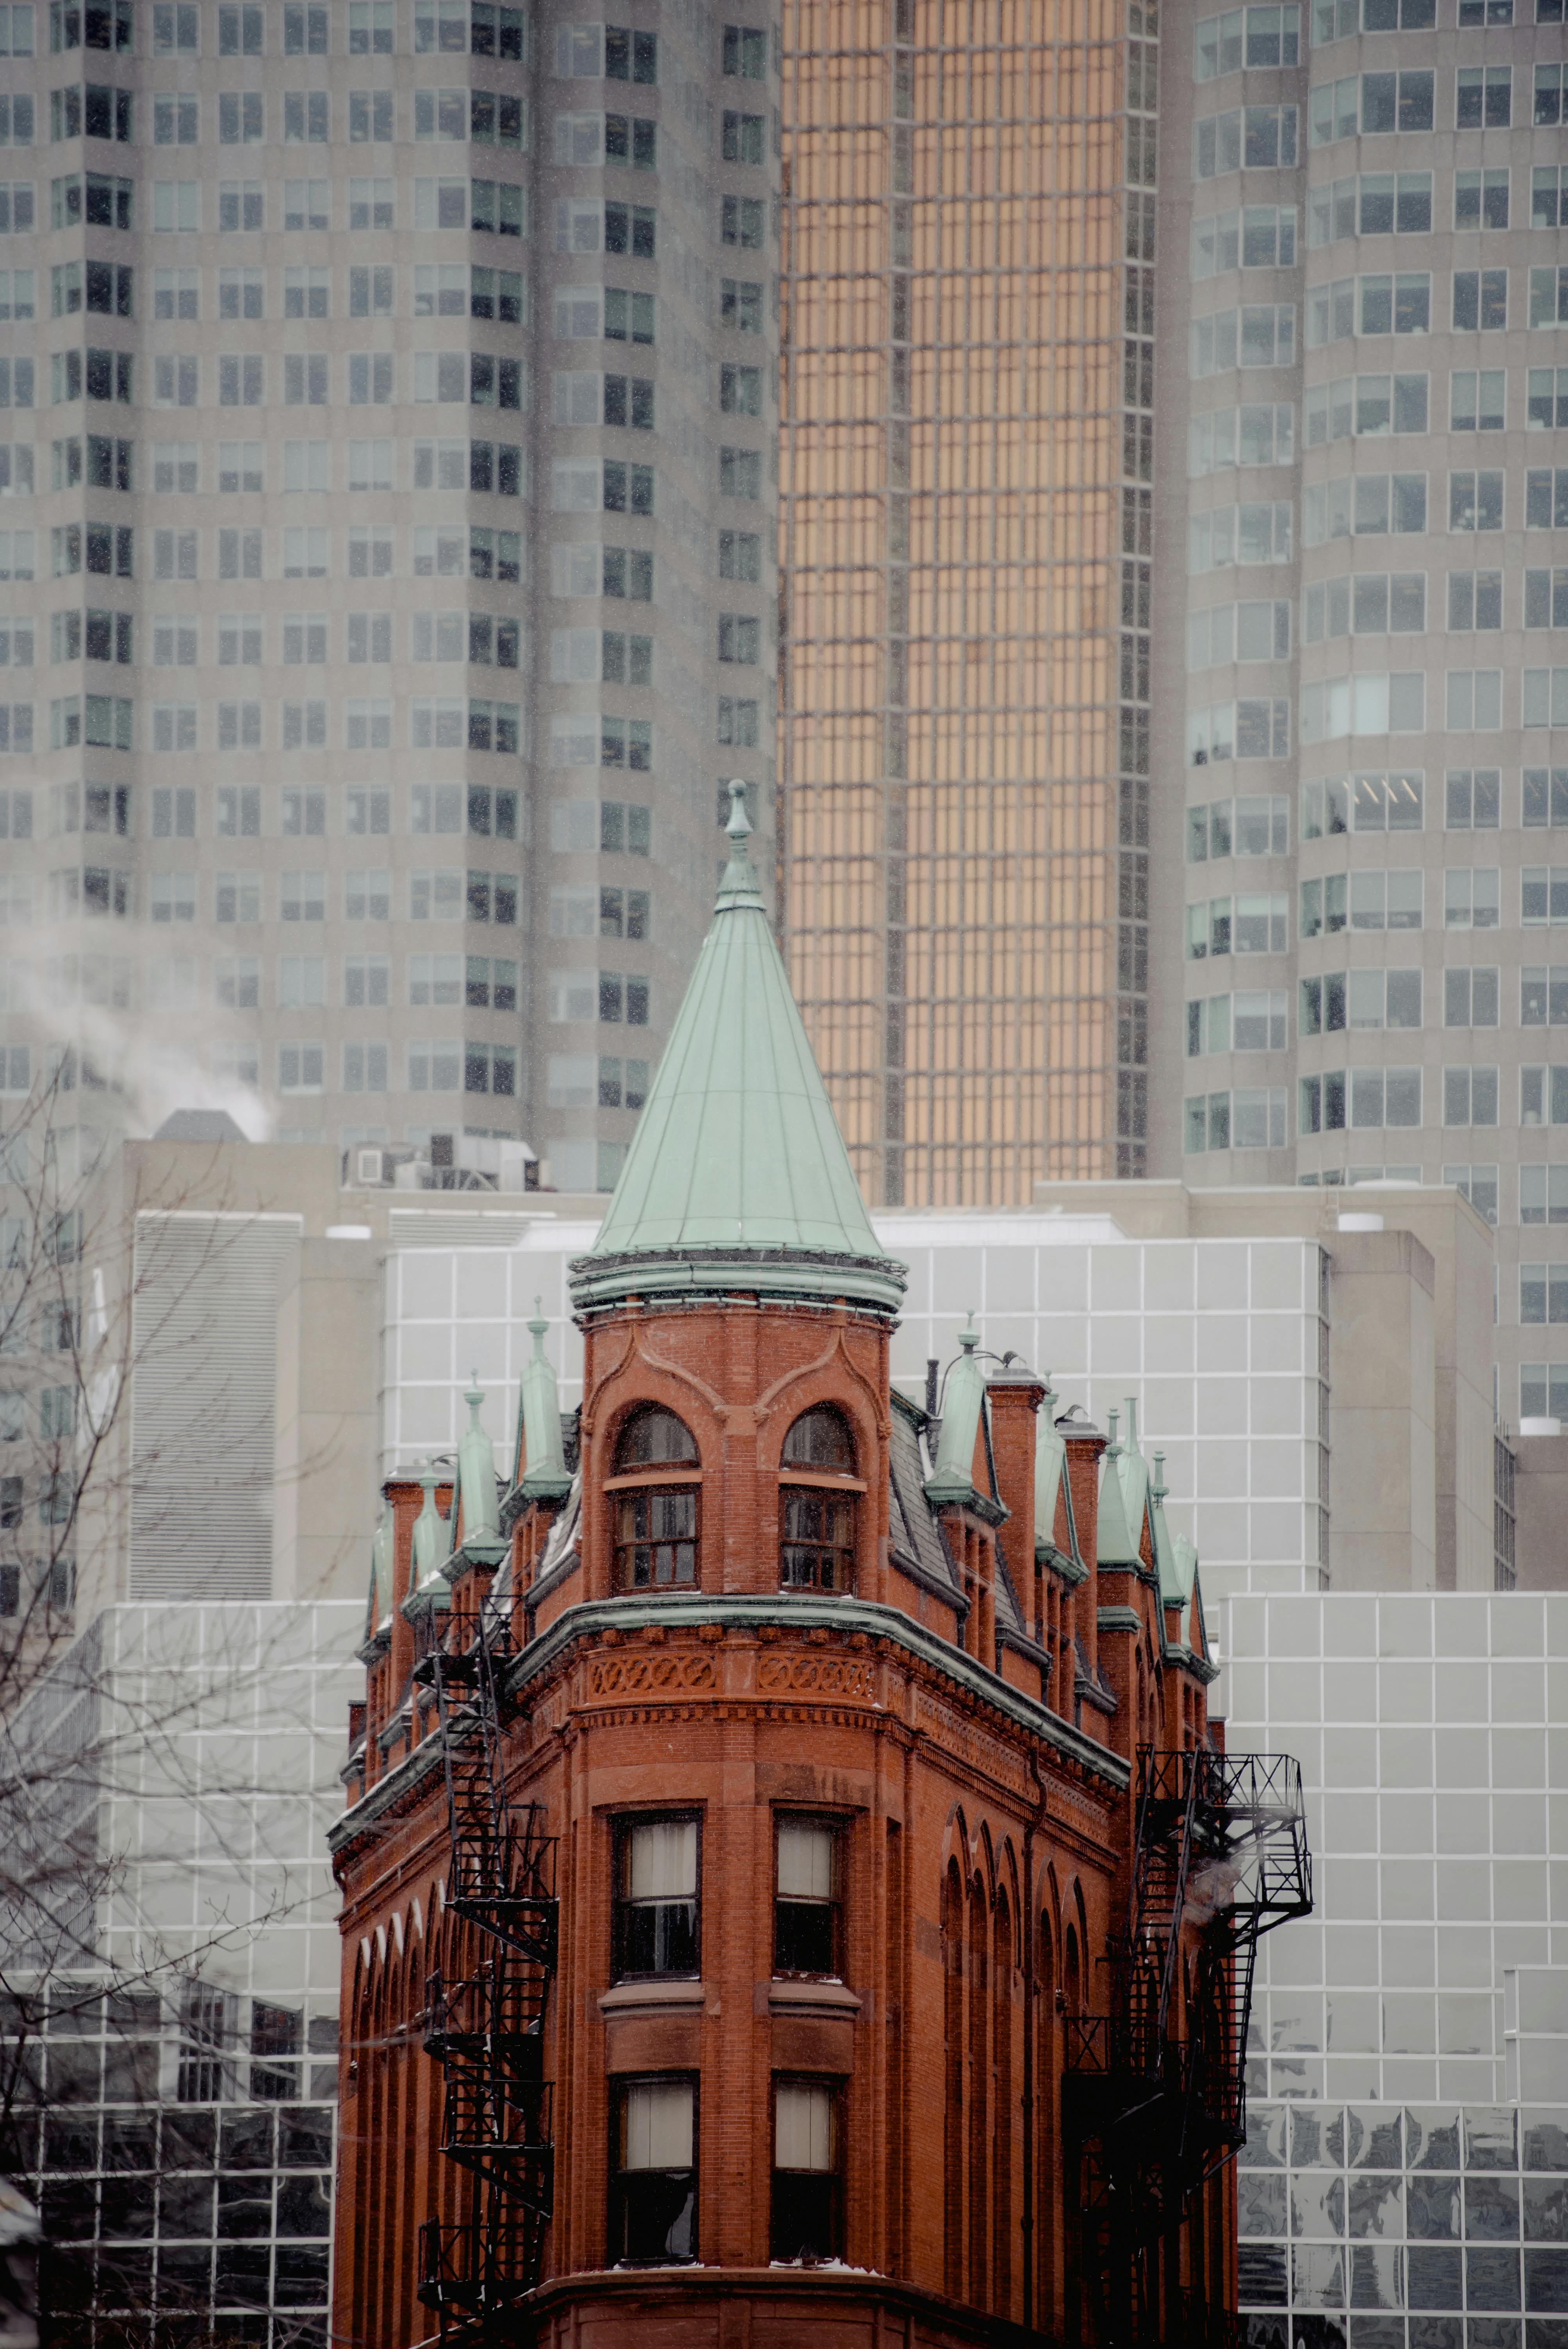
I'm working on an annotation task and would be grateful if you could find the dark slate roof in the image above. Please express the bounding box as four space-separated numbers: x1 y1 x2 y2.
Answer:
888 1392 962 1600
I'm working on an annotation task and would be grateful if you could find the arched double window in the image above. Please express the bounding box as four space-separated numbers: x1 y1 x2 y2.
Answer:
611 1406 699 1591
779 1406 857 1593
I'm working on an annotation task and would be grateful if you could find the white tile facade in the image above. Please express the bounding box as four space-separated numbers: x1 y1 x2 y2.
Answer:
380 1208 1329 1611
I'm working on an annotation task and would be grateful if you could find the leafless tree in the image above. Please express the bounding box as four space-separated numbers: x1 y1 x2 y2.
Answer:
0 1074 354 2347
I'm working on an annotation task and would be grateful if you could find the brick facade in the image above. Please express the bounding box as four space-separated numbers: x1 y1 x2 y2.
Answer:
330 1285 1235 2345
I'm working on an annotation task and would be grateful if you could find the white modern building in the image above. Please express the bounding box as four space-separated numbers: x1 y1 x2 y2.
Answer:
1 1598 358 2343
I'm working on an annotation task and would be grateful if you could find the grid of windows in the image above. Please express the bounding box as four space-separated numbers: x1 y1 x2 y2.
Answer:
780 0 1145 1200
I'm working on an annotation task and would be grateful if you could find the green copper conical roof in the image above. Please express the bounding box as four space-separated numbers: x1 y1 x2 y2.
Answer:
571 784 906 1315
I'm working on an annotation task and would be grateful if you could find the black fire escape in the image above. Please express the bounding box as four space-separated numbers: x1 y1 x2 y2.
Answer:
1065 1745 1312 2345
413 1605 557 2333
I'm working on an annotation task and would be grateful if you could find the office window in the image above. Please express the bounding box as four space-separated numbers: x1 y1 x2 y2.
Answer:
1445 968 1499 1028
721 277 764 332
215 871 260 923
1447 572 1503 631
153 3 198 49
723 22 766 74
152 92 199 142
721 198 767 261
1528 472 1568 531
283 265 330 322
1531 269 1568 331
278 954 324 1009
278 1043 324 1095
722 107 764 162
1452 271 1507 333
333 1041 385 1094
1441 1166 1497 1225
1445 770 1501 830
406 1039 460 1091
284 0 327 49
215 954 259 1009
1534 168 1568 232
218 91 264 143
1449 473 1504 533
345 176 396 231
1527 572 1568 632
283 90 329 141
219 180 262 230
347 87 393 143
1457 65 1511 128
1445 670 1503 730
1454 169 1509 235
1443 868 1500 930
1521 1165 1568 1231
280 870 326 922
282 178 329 231
1536 69 1568 130
216 786 259 838
1443 1067 1499 1128
1450 371 1505 435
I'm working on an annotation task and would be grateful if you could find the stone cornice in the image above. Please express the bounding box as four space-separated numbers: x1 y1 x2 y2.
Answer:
330 1590 1130 1859
507 1593 1124 1784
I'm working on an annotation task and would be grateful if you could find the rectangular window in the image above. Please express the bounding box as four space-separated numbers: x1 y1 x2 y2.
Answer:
772 2081 841 2265
610 2078 696 2265
1448 473 1504 534
722 107 764 163
774 1819 839 1975
1520 1167 1568 1227
282 178 329 230
1446 769 1501 830
1453 271 1508 333
1530 268 1568 332
1457 64 1512 128
283 89 329 141
278 1042 324 1095
1528 473 1568 531
613 1818 698 1980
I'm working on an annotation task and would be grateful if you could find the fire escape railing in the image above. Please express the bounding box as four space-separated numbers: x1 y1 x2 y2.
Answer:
1064 1744 1312 2346
413 1606 557 2331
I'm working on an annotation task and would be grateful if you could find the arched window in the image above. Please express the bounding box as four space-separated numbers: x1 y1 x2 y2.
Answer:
612 1405 700 1591
779 1405 857 1592
781 1406 855 1472
616 1407 699 1470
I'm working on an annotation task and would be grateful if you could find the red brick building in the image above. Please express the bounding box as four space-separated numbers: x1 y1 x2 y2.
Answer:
329 795 1310 2347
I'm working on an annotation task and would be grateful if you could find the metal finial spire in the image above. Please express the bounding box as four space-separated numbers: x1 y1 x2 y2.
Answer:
725 777 752 846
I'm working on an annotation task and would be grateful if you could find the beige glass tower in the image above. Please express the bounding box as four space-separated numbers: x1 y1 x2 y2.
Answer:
779 0 1157 1207
0 0 778 1191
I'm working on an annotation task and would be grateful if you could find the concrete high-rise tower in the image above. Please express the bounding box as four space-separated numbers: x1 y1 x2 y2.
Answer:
1153 0 1568 1427
0 0 779 1191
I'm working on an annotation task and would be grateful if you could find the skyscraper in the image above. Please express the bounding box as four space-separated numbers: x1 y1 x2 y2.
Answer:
0 0 778 1191
1158 0 1568 1428
779 0 1155 1207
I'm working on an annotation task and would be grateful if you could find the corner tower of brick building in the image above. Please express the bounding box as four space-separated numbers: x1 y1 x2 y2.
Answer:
329 788 1310 2347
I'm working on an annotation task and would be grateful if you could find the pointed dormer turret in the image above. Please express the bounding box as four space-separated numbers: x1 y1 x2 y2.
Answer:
368 1492 393 1636
457 1370 502 1547
1096 1405 1142 1567
925 1314 987 1508
519 1302 572 1502
571 781 906 1317
411 1458 453 1586
1034 1380 1069 1561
